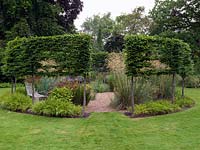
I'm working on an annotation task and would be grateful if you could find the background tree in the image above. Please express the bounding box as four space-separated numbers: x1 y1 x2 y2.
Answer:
150 0 200 33
104 34 124 53
115 7 152 35
81 13 115 51
96 27 104 51
0 0 83 41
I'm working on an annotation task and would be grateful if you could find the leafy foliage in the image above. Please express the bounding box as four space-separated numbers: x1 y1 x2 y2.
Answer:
81 13 115 51
150 0 200 33
0 0 83 41
116 7 152 35
130 100 181 117
32 97 82 117
91 52 108 72
4 34 91 78
124 34 193 112
104 34 124 53
175 96 195 108
124 35 156 77
0 92 32 112
81 13 114 40
49 87 73 102
129 96 195 117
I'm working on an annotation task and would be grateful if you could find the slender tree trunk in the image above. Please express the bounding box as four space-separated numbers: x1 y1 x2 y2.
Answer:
82 76 87 116
181 77 185 98
14 77 17 93
32 74 35 104
11 78 14 94
130 76 135 116
171 73 176 103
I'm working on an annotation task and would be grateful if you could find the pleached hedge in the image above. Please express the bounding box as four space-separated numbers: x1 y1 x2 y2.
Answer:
125 34 192 78
124 34 193 115
4 34 91 78
4 34 91 111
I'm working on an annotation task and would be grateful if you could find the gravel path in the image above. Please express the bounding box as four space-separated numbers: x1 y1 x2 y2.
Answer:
86 92 115 113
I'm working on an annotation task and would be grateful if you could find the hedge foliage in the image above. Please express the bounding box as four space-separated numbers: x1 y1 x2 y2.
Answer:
124 35 158 76
4 34 91 78
124 35 193 77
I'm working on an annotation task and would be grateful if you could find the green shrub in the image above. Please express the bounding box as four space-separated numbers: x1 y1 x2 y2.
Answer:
0 92 32 112
32 97 82 117
49 87 73 101
91 81 110 93
128 97 195 117
51 82 93 106
72 84 92 106
128 100 181 116
134 104 148 115
175 97 195 108
144 101 181 115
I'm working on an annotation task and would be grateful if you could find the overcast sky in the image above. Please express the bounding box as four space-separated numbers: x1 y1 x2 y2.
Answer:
75 0 155 30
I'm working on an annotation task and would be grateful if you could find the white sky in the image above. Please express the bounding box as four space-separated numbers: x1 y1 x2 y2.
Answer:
75 0 155 30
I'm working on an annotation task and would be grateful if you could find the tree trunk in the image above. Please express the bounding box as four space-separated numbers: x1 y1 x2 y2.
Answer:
11 78 14 94
171 73 176 103
32 74 35 104
181 77 185 98
130 76 135 116
14 77 17 93
82 76 87 116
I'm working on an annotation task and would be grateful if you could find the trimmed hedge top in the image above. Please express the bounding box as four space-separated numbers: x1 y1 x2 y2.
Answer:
124 35 192 77
5 34 91 77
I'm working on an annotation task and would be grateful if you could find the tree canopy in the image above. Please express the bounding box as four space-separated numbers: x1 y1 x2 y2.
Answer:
81 7 152 52
150 0 200 34
115 7 152 35
81 13 115 51
0 0 83 41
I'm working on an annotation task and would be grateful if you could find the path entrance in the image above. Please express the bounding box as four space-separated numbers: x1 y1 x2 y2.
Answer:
86 92 115 113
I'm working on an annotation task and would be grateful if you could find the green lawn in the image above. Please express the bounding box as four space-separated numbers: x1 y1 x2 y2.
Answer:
0 88 200 150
